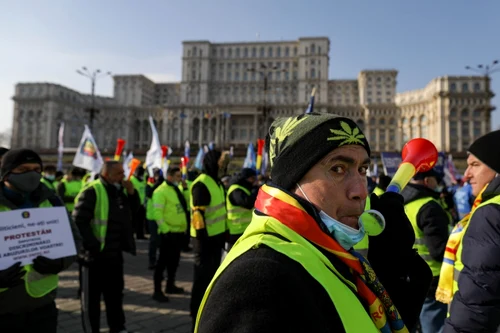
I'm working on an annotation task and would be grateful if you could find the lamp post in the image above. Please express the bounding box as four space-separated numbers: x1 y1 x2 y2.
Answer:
76 67 112 131
465 60 499 132
247 63 287 138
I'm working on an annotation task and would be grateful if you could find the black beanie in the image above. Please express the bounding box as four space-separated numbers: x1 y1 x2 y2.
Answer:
468 130 500 174
0 149 43 179
266 112 370 190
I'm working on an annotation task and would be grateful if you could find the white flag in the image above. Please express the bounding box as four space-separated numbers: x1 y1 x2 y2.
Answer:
145 116 162 175
72 125 104 174
57 122 65 171
123 151 134 179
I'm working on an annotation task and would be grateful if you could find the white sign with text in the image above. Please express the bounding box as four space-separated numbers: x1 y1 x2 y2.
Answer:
0 207 77 269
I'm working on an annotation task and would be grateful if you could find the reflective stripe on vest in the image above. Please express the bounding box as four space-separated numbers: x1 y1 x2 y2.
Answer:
0 201 59 298
194 213 379 332
405 197 443 276
226 184 253 235
453 195 500 295
152 182 188 234
40 178 55 191
62 179 83 212
190 174 227 237
76 179 109 251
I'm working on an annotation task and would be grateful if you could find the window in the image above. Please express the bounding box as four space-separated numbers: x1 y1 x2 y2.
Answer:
310 44 315 54
277 47 281 57
461 109 469 118
243 48 248 57
474 82 480 92
236 48 240 58
420 115 428 138
450 83 456 92
370 130 376 143
410 116 418 138
294 47 298 55
285 47 289 56
311 68 316 79
462 83 469 92
370 117 376 126
268 47 273 57
318 46 321 54
227 72 232 80
285 72 290 80
367 98 372 103
379 118 385 126
462 120 469 136
473 110 481 119
228 48 232 58
389 129 395 143
376 77 381 82
276 71 281 80
235 72 240 81
260 47 264 57
450 108 457 117
356 119 365 131
220 49 224 57
252 47 256 57
243 72 248 81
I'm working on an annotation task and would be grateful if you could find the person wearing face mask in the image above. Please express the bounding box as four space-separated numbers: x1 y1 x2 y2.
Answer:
40 165 57 192
442 130 500 333
0 149 81 333
151 167 189 302
401 168 450 333
72 161 139 333
194 113 431 333
190 149 228 329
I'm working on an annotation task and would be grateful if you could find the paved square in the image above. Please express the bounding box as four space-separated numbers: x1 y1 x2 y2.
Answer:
56 239 194 333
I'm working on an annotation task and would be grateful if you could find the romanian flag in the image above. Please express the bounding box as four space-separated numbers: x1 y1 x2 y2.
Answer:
114 139 126 161
181 157 188 180
256 139 265 174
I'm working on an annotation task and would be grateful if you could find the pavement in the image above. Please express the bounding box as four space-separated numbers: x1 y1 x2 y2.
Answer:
56 239 194 333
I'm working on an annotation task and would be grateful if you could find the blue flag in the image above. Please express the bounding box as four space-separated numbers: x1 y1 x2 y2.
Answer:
194 147 204 170
243 143 256 170
305 87 316 114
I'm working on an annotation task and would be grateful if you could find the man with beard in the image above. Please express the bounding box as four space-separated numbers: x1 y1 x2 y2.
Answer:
189 150 229 329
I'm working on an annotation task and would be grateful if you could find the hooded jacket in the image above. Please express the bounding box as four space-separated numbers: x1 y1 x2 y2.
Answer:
401 183 450 297
445 176 500 332
0 183 81 314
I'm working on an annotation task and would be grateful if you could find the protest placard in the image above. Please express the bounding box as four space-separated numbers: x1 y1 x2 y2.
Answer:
0 207 77 269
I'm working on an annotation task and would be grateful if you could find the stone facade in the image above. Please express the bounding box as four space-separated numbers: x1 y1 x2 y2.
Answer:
10 37 494 153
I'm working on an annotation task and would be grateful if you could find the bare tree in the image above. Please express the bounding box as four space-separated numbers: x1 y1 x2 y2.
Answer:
0 128 12 148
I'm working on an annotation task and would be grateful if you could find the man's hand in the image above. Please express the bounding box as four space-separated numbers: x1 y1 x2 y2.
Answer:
33 256 66 275
122 180 135 195
0 262 24 288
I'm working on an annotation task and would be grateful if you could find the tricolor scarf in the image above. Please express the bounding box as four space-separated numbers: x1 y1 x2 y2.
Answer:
255 185 408 333
435 184 487 304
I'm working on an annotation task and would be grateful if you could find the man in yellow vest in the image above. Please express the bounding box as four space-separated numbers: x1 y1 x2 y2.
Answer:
0 149 81 333
226 168 258 248
57 167 84 214
73 161 139 333
146 168 164 270
401 168 450 333
444 130 500 332
190 149 228 328
40 165 57 192
195 113 432 332
151 167 190 302
130 166 147 240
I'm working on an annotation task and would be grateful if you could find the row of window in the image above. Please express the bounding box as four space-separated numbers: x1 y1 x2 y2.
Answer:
450 82 482 93
208 45 299 59
449 109 482 119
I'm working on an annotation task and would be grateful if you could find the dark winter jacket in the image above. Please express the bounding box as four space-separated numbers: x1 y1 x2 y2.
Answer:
444 176 500 333
198 185 430 332
0 183 81 314
401 183 450 297
72 176 139 258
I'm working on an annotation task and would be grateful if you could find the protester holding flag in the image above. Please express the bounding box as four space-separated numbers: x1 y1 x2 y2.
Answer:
190 149 228 329
225 168 259 248
40 165 58 192
73 161 139 333
444 130 500 332
195 113 431 333
0 149 81 333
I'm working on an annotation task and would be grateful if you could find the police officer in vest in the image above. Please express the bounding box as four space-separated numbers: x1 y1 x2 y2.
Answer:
190 150 228 328
73 161 139 333
401 168 450 333
226 168 258 248
0 149 81 333
40 165 57 192
151 167 189 302
57 167 84 214
445 130 500 332
195 113 432 332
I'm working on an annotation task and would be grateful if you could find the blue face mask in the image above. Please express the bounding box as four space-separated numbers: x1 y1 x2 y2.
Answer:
297 183 366 250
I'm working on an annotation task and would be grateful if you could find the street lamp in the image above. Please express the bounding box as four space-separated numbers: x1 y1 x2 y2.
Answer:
247 63 287 138
465 59 499 96
76 67 112 131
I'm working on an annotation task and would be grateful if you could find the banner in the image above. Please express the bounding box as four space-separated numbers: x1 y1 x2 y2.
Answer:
145 116 162 175
380 152 402 177
57 122 64 172
72 125 104 173
0 207 77 269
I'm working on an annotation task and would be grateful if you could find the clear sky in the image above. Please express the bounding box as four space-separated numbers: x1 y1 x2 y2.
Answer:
1 0 499 139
